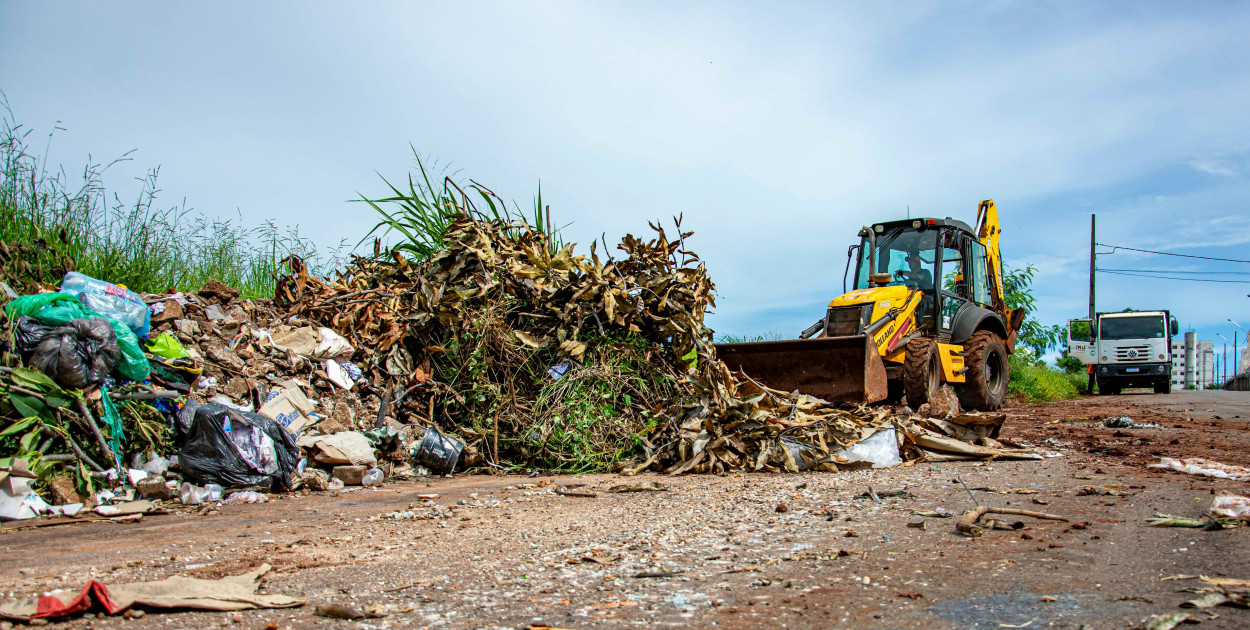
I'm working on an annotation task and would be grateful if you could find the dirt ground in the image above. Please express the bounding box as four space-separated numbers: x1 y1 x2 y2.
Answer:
3 390 1249 629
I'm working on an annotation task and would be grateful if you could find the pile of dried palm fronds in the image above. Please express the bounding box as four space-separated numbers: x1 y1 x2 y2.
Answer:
274 214 716 471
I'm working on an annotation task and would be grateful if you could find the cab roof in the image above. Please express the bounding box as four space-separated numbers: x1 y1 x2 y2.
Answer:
873 217 976 236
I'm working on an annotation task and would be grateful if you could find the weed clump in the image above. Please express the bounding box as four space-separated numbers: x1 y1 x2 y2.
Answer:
0 98 333 298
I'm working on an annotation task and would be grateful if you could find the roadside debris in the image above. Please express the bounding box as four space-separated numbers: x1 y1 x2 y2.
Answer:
0 563 301 622
1103 416 1133 428
1149 457 1250 482
1210 494 1250 521
315 603 386 620
606 480 668 493
956 506 1068 537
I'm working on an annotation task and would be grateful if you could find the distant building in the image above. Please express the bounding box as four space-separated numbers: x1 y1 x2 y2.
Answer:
1171 339 1215 387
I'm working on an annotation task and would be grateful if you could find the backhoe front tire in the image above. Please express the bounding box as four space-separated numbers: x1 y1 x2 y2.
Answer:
955 330 1008 411
904 338 940 410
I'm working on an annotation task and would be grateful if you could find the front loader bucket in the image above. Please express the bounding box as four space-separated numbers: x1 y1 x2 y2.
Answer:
715 335 889 405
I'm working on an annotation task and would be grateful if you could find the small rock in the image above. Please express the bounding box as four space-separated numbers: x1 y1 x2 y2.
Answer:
332 465 367 486
224 377 250 401
205 342 245 371
198 278 240 303
296 469 330 491
176 319 200 336
917 385 961 419
122 609 145 619
223 305 250 327
775 503 788 513
136 477 175 501
150 298 183 323
47 474 84 505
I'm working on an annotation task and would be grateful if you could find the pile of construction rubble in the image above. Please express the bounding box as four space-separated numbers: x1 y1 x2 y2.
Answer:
2 212 1045 520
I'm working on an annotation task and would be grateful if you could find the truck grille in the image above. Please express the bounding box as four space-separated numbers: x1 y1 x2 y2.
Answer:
826 305 871 337
1114 345 1151 362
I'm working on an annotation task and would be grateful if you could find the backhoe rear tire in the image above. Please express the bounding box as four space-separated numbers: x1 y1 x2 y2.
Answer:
904 338 940 410
954 330 1008 411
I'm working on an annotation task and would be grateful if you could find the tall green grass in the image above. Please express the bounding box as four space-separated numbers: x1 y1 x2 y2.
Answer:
359 146 562 260
0 98 335 298
1007 354 1086 402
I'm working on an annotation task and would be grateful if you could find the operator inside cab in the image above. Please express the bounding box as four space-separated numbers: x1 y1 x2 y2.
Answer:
896 253 933 290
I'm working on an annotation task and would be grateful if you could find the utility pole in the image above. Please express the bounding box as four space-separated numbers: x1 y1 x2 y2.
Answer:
1088 214 1096 319
1088 214 1096 394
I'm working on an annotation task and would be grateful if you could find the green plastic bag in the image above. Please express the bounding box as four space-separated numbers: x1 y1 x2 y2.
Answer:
147 333 189 359
5 293 151 382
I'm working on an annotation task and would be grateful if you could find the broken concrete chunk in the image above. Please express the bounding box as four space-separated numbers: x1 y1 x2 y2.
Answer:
136 477 175 501
331 465 367 486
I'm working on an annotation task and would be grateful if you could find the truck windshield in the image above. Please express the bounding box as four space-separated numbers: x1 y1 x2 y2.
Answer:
1100 316 1166 340
854 227 938 290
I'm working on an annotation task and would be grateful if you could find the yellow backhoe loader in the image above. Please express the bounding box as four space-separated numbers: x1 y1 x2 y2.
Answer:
717 200 1024 411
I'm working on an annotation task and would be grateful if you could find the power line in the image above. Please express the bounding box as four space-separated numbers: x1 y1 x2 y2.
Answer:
1099 270 1250 284
1098 268 1250 275
1096 243 1250 264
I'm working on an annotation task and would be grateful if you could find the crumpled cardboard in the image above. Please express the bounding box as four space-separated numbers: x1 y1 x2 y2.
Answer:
0 563 302 621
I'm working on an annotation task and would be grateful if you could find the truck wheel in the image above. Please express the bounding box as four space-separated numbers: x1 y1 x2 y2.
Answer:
1154 381 1172 394
904 338 940 409
954 330 1008 411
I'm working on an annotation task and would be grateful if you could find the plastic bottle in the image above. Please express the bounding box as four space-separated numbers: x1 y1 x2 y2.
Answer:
180 482 210 505
362 468 384 487
59 271 151 336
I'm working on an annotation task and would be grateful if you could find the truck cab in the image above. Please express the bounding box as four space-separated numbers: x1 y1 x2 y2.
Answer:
1067 311 1179 395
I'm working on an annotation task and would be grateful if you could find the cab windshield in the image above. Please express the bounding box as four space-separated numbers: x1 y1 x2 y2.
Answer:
854 227 938 290
1100 316 1166 340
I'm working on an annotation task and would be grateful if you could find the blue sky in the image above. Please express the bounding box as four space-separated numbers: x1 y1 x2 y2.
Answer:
3 1 1249 371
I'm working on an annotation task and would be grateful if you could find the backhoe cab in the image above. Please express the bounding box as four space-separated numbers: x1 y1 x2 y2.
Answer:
716 200 1022 411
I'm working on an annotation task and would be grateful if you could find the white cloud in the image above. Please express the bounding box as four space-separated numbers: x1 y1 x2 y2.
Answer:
1190 158 1239 177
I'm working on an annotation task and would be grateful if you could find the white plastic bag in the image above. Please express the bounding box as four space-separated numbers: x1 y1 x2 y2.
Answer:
835 426 902 469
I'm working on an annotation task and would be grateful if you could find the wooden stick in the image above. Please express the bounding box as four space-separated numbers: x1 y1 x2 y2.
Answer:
109 390 181 401
76 397 115 467
958 506 1068 537
45 426 105 473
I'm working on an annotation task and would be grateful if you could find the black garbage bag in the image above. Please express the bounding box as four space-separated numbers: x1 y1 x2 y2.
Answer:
14 316 58 354
178 403 298 490
16 315 120 389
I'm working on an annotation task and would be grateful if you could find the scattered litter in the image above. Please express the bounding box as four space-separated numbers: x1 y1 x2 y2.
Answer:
0 563 302 621
606 480 669 493
1210 494 1250 521
180 482 223 505
410 426 462 475
1150 457 1250 482
315 603 385 619
222 491 269 504
1103 416 1133 428
957 506 1068 537
1143 612 1196 630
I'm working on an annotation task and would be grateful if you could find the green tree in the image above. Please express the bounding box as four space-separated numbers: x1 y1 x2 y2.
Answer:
1003 264 1063 358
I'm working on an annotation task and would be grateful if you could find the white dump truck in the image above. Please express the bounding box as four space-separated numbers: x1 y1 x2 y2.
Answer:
1067 310 1179 395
